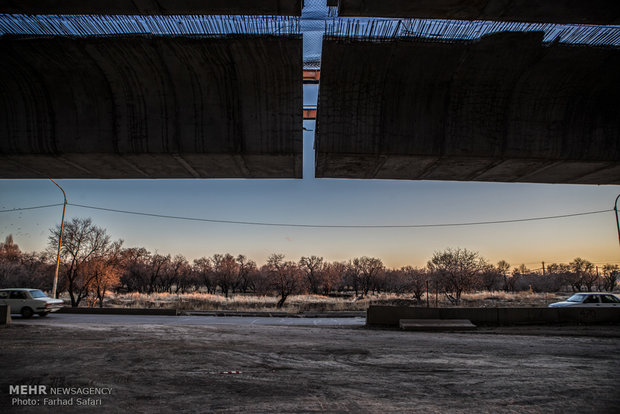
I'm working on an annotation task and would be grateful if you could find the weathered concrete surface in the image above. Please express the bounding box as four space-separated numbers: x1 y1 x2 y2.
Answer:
338 0 620 24
316 32 620 183
399 318 476 331
0 0 302 16
367 305 620 326
0 35 302 178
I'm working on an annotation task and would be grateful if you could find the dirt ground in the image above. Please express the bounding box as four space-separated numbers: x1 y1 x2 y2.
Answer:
1 322 620 413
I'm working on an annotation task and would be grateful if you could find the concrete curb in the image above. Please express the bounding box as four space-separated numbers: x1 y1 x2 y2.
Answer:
57 308 366 318
399 318 477 331
183 310 367 318
58 307 178 316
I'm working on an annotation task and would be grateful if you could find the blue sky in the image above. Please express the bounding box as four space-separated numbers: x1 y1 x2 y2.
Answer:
1 1 619 269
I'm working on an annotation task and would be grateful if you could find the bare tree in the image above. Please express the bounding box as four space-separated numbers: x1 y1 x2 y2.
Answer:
570 258 596 292
427 248 487 305
371 269 390 294
601 264 618 292
322 261 346 295
147 253 171 294
211 254 239 298
236 255 257 294
146 254 188 294
193 257 216 294
381 269 407 294
401 266 428 302
0 235 24 287
343 260 361 297
90 240 123 307
177 258 196 293
299 256 325 294
545 262 572 291
168 255 191 293
351 257 384 298
0 247 52 290
266 254 302 308
119 247 150 293
513 264 531 275
252 265 272 295
496 260 511 291
480 265 503 292
0 235 21 263
48 218 121 307
510 264 534 292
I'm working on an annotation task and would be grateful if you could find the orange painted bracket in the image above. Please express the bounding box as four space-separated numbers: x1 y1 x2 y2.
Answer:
303 70 320 84
303 108 317 120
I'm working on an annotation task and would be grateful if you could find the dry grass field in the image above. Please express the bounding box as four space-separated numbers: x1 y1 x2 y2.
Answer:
85 290 572 312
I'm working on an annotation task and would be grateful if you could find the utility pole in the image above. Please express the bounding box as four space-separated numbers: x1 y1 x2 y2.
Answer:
50 179 67 299
542 261 545 276
615 194 620 249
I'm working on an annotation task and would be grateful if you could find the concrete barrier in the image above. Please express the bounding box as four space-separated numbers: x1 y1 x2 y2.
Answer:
557 307 620 324
0 304 10 326
58 307 178 316
399 319 476 331
438 308 499 325
367 305 620 327
186 310 366 318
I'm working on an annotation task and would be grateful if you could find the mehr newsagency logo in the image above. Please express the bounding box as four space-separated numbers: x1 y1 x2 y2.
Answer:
9 384 112 407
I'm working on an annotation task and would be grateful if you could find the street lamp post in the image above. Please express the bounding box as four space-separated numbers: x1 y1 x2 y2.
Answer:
50 179 67 299
615 194 620 249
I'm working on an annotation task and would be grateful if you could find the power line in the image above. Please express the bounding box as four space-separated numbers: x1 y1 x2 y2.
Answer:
56 202 613 229
0 203 64 213
1 202 613 228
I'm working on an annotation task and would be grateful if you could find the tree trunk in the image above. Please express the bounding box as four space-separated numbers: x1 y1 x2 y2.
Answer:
69 279 77 307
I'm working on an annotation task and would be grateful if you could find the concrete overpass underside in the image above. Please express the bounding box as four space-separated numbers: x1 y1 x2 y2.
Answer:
315 32 620 184
0 35 303 178
337 0 620 25
0 0 302 16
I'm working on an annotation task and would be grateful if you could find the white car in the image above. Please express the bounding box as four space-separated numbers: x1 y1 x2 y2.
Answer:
0 288 64 318
548 292 620 308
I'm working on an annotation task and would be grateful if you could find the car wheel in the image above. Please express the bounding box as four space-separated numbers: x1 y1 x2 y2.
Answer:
21 307 34 318
37 312 49 317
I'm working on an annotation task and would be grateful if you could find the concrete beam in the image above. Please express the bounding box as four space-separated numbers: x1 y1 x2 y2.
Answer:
0 35 302 179
316 32 620 184
302 70 320 84
337 0 620 25
0 0 302 16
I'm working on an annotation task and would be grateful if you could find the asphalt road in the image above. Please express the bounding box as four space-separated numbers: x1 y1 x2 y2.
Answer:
10 313 367 327
3 315 620 413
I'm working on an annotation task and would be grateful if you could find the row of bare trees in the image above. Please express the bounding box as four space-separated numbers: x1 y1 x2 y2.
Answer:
1 218 618 307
